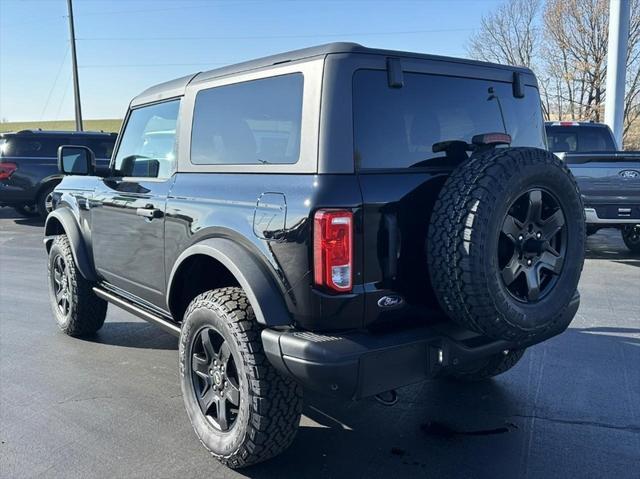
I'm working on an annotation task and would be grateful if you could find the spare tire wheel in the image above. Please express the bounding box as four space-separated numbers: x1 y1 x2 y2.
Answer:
427 147 585 342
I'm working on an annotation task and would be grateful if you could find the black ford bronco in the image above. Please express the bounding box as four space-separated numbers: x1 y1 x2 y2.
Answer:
44 43 585 468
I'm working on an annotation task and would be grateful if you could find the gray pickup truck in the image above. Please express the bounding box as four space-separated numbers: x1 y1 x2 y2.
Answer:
546 121 640 252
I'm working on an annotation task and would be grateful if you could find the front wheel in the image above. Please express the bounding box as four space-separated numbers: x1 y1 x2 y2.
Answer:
47 235 108 336
621 225 640 253
179 287 303 469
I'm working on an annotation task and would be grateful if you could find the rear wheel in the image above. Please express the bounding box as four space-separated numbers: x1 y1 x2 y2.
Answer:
428 147 585 342
47 235 108 336
179 287 302 469
448 349 526 381
621 225 640 253
37 182 57 219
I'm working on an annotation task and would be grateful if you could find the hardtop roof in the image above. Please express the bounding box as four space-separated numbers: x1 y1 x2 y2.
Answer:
131 42 535 106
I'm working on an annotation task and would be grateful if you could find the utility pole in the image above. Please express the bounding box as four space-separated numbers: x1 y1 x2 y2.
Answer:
604 0 630 149
66 0 83 131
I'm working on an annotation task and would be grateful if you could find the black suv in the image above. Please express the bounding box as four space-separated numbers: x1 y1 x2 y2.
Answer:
44 43 585 468
0 130 116 218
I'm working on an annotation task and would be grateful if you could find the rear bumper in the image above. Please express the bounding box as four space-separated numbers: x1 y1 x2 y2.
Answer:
581 189 640 224
585 207 640 225
263 293 580 399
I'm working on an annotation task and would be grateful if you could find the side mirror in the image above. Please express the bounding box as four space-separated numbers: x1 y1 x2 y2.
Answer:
58 145 95 176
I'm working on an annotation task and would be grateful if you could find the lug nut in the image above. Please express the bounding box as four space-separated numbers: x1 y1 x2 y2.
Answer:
527 259 532 266
536 232 542 239
518 235 524 241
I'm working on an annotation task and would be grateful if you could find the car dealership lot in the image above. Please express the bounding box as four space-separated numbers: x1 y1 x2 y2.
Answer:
0 206 638 479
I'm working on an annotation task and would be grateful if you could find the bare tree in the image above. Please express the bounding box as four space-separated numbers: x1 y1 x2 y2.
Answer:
543 0 610 121
468 0 640 147
623 0 640 143
467 0 542 67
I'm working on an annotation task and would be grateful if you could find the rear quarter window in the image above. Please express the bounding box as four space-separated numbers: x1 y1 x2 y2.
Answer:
190 73 304 165
353 70 545 170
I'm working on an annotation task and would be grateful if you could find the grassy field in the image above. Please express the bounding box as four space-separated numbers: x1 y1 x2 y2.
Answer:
0 119 122 134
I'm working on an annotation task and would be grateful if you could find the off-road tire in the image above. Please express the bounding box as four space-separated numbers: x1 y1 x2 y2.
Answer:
47 235 107 336
428 147 585 342
179 287 303 469
448 349 526 381
621 225 640 253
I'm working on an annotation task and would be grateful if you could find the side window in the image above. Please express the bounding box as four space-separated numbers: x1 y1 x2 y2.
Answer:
3 138 66 157
113 100 180 178
190 73 303 165
83 138 116 159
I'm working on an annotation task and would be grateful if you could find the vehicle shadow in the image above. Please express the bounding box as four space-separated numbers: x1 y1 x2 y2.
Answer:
613 259 640 268
84 320 179 350
585 228 639 260
0 206 44 226
239 326 640 479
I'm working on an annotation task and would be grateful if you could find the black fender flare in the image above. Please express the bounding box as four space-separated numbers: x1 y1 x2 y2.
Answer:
167 238 291 327
43 209 98 282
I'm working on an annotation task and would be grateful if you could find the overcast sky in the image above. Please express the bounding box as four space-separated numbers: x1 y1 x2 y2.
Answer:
0 0 503 122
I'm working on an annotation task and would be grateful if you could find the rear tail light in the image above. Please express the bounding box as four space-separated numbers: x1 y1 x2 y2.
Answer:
0 162 17 180
313 210 353 293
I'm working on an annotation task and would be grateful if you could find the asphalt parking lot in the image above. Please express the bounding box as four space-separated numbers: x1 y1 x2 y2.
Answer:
0 206 638 479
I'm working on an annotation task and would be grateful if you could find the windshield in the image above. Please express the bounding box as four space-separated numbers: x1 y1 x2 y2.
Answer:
353 70 545 170
545 125 616 153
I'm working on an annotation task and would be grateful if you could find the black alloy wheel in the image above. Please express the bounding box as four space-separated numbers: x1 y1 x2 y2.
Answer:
190 326 241 432
52 254 71 317
498 188 567 303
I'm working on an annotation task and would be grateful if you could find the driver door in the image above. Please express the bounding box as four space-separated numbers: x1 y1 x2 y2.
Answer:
91 100 180 308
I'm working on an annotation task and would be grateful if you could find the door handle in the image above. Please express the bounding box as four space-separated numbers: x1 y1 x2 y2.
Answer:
136 206 162 219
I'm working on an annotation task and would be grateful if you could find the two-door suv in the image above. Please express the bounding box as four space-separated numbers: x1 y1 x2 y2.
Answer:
45 43 585 468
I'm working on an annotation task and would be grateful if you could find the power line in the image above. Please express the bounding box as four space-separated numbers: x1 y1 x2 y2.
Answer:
77 28 476 42
55 74 72 122
73 0 483 16
79 62 228 68
40 47 69 120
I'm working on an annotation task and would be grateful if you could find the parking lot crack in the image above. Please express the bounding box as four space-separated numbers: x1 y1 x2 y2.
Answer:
510 414 640 433
56 395 113 405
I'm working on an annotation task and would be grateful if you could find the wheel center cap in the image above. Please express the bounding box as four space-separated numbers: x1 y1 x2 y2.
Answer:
523 237 543 254
212 370 223 386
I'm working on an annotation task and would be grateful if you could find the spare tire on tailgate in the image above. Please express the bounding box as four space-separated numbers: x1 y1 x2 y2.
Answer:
427 147 585 342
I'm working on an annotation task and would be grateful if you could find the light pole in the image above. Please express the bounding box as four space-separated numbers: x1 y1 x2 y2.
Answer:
66 0 83 131
604 0 630 149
